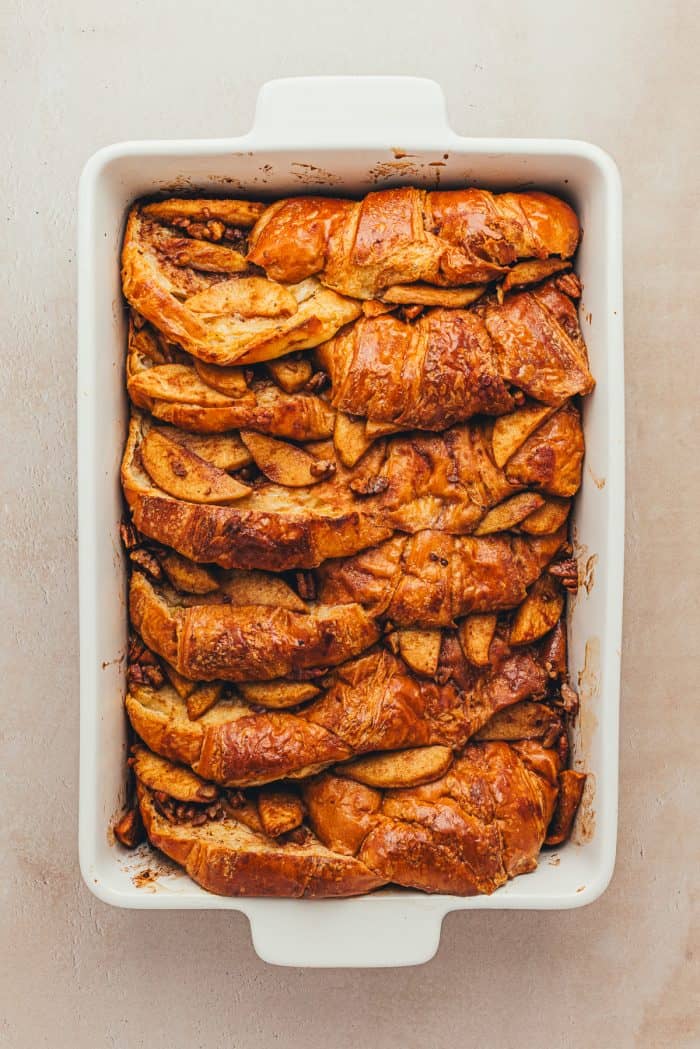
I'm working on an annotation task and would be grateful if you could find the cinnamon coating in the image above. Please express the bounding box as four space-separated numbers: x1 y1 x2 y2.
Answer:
248 187 580 298
317 276 593 428
133 739 561 896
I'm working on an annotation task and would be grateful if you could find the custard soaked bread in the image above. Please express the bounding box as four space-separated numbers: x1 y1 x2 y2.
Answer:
131 740 573 897
117 185 591 897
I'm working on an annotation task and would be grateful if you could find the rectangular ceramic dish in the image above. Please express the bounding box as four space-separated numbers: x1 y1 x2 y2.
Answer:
78 76 624 967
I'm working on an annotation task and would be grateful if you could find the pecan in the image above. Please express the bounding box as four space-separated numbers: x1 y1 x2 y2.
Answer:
309 459 335 478
119 521 140 550
128 634 146 664
556 682 580 715
223 227 248 251
282 826 313 846
304 371 329 393
556 731 569 767
548 557 578 593
225 790 246 809
349 475 389 496
127 662 165 690
129 547 163 581
178 219 225 242
113 807 145 848
294 571 316 601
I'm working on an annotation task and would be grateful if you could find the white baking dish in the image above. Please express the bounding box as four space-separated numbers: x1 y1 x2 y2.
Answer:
78 76 624 968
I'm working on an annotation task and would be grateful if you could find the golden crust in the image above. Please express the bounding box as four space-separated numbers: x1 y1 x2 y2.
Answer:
317 527 567 627
134 739 559 896
318 278 592 428
122 413 393 570
137 781 385 898
248 187 580 298
129 572 380 682
122 208 361 365
125 643 550 787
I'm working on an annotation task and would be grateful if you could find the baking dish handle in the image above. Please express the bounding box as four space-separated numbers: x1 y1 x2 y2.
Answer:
252 76 454 146
248 899 446 968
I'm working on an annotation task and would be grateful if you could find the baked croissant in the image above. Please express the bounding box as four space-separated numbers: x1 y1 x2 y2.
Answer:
317 527 567 627
122 399 581 570
132 738 562 896
317 275 593 428
122 204 361 366
129 571 379 682
126 644 553 786
247 187 580 298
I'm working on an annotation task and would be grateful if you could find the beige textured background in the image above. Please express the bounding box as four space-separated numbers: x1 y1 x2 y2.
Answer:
2 1 699 1046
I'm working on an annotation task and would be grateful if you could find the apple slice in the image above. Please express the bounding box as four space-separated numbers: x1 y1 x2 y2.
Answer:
381 283 487 307
194 359 250 398
518 496 571 535
473 492 545 536
397 629 442 677
334 411 374 468
217 570 307 613
141 429 251 504
338 746 453 789
491 403 555 468
457 613 497 667
256 790 305 836
265 357 313 393
186 683 225 721
240 430 334 487
510 575 565 646
237 680 320 708
155 428 252 472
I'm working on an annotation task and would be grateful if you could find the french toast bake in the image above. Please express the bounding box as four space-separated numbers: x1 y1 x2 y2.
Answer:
115 187 590 897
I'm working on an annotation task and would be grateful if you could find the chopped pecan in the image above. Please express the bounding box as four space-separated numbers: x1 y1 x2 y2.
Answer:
294 571 316 601
119 521 140 550
281 825 313 846
173 219 226 242
548 557 578 593
309 459 336 478
349 475 389 496
223 227 248 251
129 547 163 581
556 682 580 715
304 371 330 393
127 662 165 690
128 634 146 664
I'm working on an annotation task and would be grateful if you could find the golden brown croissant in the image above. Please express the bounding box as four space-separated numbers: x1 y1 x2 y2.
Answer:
121 400 580 571
122 205 361 366
125 638 556 786
247 187 580 298
345 401 584 534
129 572 379 682
132 739 562 896
317 275 593 428
317 527 567 627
